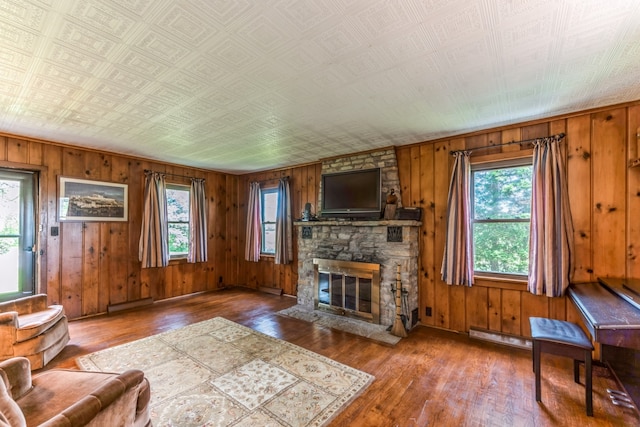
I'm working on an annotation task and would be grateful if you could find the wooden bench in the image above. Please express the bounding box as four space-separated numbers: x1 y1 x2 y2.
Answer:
529 317 594 416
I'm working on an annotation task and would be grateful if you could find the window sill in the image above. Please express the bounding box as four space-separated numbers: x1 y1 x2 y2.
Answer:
474 275 528 291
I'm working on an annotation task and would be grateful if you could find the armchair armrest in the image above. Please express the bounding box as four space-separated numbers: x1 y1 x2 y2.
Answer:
0 312 17 327
0 357 32 400
37 370 147 427
0 313 18 359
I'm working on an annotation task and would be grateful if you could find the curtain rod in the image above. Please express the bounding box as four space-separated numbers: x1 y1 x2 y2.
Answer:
143 169 204 180
450 133 566 155
253 175 290 184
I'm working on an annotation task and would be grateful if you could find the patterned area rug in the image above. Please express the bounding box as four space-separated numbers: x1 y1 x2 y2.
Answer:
277 305 402 345
76 317 374 426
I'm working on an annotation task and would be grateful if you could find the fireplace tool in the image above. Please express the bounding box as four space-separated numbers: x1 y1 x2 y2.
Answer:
390 264 408 337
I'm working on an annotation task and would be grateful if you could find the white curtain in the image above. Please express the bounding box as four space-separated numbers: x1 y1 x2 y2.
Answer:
245 182 261 262
188 178 207 263
275 176 293 264
528 135 574 296
441 151 474 286
139 172 169 268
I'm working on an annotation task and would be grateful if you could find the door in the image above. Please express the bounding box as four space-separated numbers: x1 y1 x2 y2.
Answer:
0 169 36 301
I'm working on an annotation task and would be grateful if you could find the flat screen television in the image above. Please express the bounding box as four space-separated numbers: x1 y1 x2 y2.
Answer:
320 168 382 219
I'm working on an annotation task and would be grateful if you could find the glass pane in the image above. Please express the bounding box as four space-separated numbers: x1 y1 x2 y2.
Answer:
474 222 529 275
262 223 276 253
0 180 20 235
318 272 330 305
0 237 19 294
359 278 372 313
473 166 532 219
331 274 343 307
345 276 356 311
168 223 189 255
262 191 278 222
166 188 190 222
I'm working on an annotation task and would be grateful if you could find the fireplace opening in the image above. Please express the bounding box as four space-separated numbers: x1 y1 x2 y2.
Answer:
313 258 380 324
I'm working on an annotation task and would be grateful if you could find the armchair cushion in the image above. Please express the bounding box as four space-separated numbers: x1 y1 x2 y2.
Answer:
15 307 65 343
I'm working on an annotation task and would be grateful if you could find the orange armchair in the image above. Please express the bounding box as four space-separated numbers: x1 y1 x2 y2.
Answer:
0 295 70 370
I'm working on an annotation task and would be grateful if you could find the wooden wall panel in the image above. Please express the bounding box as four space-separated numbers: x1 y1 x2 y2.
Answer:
627 106 640 278
419 144 435 326
567 115 593 282
433 140 451 329
591 109 627 278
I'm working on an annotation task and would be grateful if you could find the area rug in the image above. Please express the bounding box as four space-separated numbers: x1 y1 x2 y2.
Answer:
76 317 374 426
277 305 401 345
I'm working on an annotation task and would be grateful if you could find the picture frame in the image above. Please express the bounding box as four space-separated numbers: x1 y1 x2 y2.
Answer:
58 177 128 222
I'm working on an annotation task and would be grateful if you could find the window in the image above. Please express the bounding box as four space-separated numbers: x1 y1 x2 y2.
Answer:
261 188 278 254
471 158 532 277
166 184 190 259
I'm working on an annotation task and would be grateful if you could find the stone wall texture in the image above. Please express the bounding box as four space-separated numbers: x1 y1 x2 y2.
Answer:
296 220 420 326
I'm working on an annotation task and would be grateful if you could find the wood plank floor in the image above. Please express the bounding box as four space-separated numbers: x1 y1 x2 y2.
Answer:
45 287 638 426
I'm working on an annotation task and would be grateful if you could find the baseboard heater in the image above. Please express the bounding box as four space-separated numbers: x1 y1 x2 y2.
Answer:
107 297 153 313
469 327 532 350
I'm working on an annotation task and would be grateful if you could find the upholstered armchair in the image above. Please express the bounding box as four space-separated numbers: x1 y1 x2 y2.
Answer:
0 295 70 370
0 357 151 427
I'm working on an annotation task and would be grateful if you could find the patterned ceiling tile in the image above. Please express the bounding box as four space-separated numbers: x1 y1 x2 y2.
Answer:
0 0 639 173
154 3 215 46
0 0 47 31
69 1 136 39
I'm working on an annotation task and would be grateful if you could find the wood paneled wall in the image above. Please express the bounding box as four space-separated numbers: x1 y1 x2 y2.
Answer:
395 102 640 336
0 134 240 320
235 101 640 337
3 100 639 333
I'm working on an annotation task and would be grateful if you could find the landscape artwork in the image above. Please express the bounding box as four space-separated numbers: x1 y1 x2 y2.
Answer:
59 177 128 221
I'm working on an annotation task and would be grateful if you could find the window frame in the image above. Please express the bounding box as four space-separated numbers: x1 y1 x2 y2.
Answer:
260 187 278 256
166 183 190 260
470 156 533 281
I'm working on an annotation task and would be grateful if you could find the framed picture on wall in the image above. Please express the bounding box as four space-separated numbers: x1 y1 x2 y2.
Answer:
58 177 128 222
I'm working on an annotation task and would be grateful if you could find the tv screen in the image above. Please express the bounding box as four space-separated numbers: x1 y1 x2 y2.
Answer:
321 168 381 218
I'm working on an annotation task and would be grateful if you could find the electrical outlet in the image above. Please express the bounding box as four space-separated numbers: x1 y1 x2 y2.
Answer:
51 226 59 236
425 306 432 317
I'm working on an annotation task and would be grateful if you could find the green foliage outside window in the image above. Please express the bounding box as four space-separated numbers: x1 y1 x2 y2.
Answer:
472 164 532 276
167 186 190 256
0 180 20 256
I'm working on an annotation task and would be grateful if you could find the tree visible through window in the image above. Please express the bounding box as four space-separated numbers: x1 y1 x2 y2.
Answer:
166 184 190 258
261 188 278 254
472 159 532 276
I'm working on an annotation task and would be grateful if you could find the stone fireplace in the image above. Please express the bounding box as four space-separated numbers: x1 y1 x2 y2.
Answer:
296 219 421 327
295 148 421 328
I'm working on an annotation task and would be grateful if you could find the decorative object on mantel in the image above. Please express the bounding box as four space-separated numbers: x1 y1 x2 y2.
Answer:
390 265 408 338
383 189 398 220
397 207 422 221
301 202 318 221
77 317 374 426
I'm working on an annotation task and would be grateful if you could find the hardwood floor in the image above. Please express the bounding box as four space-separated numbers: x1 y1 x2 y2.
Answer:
46 287 638 426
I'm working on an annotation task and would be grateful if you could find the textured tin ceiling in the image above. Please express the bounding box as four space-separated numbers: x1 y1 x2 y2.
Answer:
1 0 639 173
